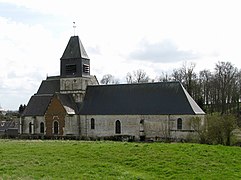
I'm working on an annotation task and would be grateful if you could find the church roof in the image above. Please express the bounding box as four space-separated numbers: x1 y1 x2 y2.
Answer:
37 77 60 94
79 81 205 115
23 76 60 116
56 94 79 115
23 93 79 116
60 36 89 60
22 95 53 116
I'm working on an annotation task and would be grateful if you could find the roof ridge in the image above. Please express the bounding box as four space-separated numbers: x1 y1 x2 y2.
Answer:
46 76 60 80
34 94 53 96
89 81 180 88
180 84 205 115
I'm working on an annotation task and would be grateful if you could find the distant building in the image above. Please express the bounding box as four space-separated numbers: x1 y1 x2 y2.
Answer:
0 105 7 115
0 120 18 137
21 36 205 141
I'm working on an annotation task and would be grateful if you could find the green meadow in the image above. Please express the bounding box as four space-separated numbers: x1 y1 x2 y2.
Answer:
0 140 241 179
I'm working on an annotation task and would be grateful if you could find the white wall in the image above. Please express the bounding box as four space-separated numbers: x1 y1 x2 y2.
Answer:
64 115 79 136
80 114 205 140
21 116 45 134
21 113 204 141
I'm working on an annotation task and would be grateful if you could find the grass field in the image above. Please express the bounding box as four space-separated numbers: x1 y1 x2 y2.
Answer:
0 140 241 179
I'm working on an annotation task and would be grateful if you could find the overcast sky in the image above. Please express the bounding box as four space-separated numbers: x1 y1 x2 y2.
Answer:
1 0 241 110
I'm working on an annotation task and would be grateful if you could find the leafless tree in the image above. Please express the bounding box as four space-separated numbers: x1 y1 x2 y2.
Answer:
172 62 197 96
235 70 241 121
157 72 172 82
126 72 133 84
100 74 119 85
126 69 149 84
198 69 212 111
214 61 238 114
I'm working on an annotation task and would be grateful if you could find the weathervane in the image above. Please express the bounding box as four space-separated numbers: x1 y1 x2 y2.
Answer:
73 22 76 36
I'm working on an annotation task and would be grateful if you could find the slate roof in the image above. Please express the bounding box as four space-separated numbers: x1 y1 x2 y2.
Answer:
79 81 205 115
22 95 53 116
61 36 89 60
23 76 60 116
37 77 60 95
0 121 18 133
57 94 79 115
23 93 79 116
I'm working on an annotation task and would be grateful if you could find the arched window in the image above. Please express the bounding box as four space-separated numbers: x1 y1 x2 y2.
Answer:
29 122 32 134
139 119 145 141
40 122 44 134
91 118 95 129
140 119 144 124
140 119 145 132
53 121 59 135
177 118 182 130
115 120 121 134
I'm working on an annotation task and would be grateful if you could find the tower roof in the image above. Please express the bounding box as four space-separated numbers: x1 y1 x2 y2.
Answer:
61 36 89 60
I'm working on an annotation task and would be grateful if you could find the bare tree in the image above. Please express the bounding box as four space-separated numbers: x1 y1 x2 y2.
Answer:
126 69 149 84
126 72 133 84
235 70 241 122
172 69 183 82
100 74 119 85
134 69 149 83
214 61 238 114
157 72 172 82
198 69 212 112
172 62 197 96
189 117 207 144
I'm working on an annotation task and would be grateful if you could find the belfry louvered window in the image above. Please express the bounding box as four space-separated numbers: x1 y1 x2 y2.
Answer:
83 64 89 73
66 64 77 75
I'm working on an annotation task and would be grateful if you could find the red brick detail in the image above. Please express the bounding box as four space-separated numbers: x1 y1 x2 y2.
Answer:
45 96 66 136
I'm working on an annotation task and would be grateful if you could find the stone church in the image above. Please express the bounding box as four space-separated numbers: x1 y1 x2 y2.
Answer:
21 35 205 141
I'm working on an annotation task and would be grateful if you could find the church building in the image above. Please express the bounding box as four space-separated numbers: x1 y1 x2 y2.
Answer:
21 35 205 141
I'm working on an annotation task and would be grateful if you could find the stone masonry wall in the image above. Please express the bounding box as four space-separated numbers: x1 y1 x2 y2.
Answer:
80 114 205 141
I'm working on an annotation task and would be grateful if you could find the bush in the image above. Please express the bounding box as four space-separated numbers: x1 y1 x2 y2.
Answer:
189 117 209 144
190 114 237 146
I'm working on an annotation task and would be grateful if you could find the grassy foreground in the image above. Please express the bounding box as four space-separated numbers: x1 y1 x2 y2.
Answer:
0 140 241 179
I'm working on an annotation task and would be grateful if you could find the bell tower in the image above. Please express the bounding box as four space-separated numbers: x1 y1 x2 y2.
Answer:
60 36 98 103
60 36 90 77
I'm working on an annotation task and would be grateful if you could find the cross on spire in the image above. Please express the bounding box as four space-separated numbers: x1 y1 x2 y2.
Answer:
73 22 76 36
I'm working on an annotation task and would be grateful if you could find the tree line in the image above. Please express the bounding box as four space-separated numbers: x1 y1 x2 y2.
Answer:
101 61 241 117
101 61 241 146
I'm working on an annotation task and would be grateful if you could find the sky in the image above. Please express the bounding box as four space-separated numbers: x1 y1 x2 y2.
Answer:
0 0 241 110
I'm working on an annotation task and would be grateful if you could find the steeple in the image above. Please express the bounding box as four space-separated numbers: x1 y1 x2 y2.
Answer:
61 36 89 60
60 36 90 77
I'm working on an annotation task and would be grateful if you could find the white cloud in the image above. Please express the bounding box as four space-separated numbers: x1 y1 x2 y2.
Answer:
129 39 200 63
1 0 241 110
0 16 63 109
